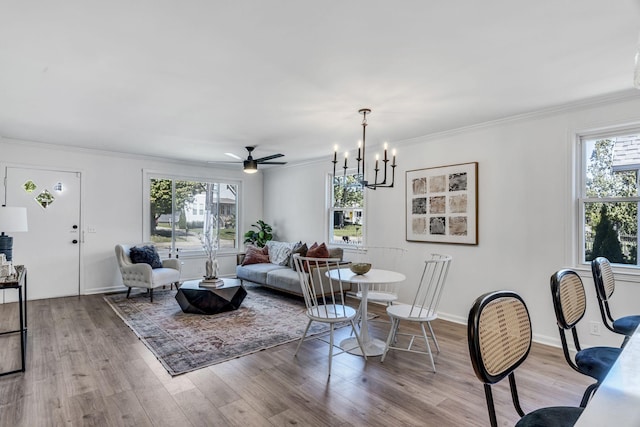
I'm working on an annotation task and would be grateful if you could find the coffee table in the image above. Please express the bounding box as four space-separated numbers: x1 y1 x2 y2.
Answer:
175 278 247 315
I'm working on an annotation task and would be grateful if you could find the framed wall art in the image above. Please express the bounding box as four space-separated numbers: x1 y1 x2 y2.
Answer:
406 162 478 245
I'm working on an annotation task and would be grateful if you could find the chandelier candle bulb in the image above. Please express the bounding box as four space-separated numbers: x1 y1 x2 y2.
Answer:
392 149 396 167
384 143 388 161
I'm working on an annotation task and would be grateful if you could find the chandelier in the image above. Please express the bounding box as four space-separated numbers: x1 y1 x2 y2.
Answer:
332 108 397 189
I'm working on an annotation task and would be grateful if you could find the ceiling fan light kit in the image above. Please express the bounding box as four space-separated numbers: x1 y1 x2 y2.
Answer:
332 108 397 190
243 159 258 173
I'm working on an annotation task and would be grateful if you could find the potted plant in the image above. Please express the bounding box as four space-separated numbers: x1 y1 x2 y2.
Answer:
243 220 273 248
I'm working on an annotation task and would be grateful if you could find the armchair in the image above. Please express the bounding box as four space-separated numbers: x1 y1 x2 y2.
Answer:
115 244 181 302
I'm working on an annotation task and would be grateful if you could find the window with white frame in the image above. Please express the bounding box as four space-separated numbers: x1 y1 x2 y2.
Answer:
579 131 640 267
148 176 238 255
329 172 365 246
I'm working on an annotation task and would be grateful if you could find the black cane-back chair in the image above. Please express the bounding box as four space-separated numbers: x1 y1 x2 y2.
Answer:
550 269 622 407
468 290 583 427
591 257 640 347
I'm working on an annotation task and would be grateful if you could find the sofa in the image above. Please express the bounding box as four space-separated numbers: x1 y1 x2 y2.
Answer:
236 241 349 296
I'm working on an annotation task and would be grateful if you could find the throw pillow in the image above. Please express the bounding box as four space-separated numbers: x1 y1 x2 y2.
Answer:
266 241 294 266
289 241 308 269
307 242 329 258
304 242 330 272
130 245 163 269
241 245 270 266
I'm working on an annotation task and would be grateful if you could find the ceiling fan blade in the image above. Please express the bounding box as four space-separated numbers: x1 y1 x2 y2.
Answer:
225 152 243 160
255 153 284 163
259 161 287 165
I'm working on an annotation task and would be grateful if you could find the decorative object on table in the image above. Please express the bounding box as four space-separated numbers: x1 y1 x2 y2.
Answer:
103 284 342 376
0 206 29 262
243 219 273 248
201 221 219 280
349 262 372 275
199 278 225 288
332 108 397 190
405 162 478 245
0 253 16 278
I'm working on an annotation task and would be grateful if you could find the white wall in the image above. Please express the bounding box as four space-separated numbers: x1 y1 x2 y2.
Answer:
263 94 640 349
0 138 264 295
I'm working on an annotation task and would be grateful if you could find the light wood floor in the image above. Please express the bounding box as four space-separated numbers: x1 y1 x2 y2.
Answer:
0 290 592 427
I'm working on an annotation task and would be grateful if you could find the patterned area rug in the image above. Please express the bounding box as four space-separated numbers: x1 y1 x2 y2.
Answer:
104 285 333 376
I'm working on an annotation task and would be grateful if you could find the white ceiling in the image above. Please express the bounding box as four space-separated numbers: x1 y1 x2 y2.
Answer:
1 1 640 169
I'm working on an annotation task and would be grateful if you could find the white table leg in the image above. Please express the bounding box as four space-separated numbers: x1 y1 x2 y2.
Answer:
340 283 386 356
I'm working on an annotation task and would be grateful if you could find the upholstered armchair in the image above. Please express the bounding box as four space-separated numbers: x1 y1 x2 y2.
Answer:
115 244 181 302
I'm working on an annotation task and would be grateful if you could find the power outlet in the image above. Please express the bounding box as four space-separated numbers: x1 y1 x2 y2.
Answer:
589 321 601 336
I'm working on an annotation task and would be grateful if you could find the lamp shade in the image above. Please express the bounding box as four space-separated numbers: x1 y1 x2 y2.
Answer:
0 207 28 232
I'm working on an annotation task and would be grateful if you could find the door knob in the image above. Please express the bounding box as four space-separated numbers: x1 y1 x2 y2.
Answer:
72 225 78 229
72 239 78 244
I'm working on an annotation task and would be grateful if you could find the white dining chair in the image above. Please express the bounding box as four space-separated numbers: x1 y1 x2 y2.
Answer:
292 254 366 378
381 253 452 372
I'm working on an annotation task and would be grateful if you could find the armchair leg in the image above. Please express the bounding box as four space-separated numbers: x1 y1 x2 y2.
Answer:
126 287 131 299
150 288 154 303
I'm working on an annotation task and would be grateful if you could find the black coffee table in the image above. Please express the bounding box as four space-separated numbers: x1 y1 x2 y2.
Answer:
175 278 247 315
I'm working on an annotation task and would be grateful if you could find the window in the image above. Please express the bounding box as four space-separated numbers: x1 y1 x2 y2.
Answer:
148 176 238 255
330 172 365 245
580 131 640 267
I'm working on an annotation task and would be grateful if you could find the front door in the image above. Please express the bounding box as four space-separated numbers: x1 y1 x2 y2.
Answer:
4 167 81 300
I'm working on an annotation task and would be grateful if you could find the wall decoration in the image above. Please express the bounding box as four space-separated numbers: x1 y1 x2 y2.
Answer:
22 180 37 193
406 162 478 244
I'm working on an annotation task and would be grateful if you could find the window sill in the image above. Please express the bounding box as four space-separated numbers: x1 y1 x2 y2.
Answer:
573 263 640 283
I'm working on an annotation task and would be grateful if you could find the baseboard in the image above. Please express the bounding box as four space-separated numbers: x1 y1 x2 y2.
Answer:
438 312 564 350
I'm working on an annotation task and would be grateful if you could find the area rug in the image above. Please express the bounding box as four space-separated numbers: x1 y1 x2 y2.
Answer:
103 285 335 376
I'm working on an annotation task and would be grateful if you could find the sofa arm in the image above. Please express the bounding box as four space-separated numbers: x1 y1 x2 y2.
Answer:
119 263 153 288
237 253 246 266
162 258 181 271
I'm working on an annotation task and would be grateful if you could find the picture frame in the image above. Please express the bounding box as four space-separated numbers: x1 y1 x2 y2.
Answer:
406 162 478 245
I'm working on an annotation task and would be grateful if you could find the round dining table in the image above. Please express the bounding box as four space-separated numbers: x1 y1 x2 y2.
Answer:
327 268 406 356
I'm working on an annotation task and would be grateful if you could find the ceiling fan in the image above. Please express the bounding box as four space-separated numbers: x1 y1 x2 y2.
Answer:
211 146 287 174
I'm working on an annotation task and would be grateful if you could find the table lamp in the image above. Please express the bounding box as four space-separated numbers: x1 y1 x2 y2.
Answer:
0 206 28 261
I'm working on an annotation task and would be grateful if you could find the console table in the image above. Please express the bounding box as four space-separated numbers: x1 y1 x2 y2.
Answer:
0 265 27 376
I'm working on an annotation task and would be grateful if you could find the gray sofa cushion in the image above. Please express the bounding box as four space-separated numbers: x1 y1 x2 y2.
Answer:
265 268 302 294
237 263 287 284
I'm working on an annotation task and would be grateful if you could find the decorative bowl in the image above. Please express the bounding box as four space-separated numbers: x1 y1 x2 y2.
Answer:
350 263 372 275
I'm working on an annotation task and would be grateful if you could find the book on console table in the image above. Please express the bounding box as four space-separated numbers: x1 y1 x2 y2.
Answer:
199 278 225 288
